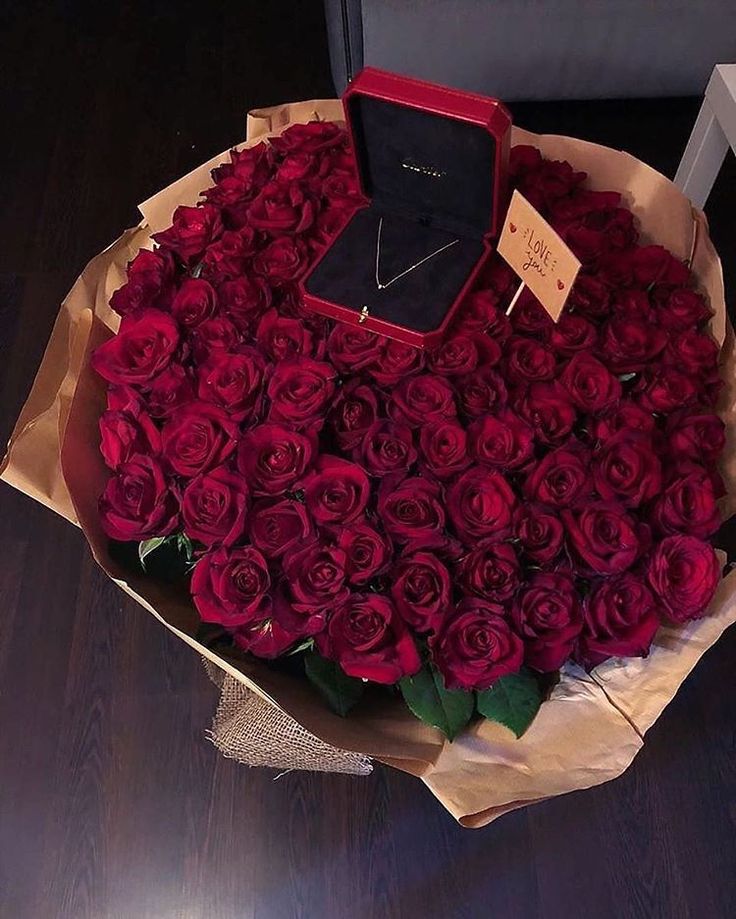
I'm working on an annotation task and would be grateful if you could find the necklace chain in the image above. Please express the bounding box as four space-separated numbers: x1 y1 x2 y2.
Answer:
374 216 460 290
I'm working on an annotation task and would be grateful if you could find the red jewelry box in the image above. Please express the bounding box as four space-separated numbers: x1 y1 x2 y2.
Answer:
300 67 512 349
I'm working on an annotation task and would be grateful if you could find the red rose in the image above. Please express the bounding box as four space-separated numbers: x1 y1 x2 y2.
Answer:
336 522 392 585
631 246 690 287
430 598 523 690
647 534 721 623
378 476 446 543
390 373 456 426
447 466 516 544
562 224 606 265
504 336 557 383
327 324 383 371
453 289 511 337
598 250 635 288
189 317 240 363
275 152 320 183
211 142 271 188
510 144 543 177
418 420 470 480
202 227 257 283
513 572 582 672
99 454 179 541
161 402 238 477
237 423 313 495
359 420 417 476
524 443 592 508
267 357 336 429
181 465 248 546
321 173 362 209
192 545 270 628
663 330 719 376
253 236 309 284
328 380 380 450
283 540 349 610
197 348 266 421
145 363 195 419
171 278 218 328
550 313 598 356
514 503 565 564
636 367 698 414
234 589 325 659
563 501 643 575
219 275 272 333
567 274 611 319
611 289 651 320
256 308 317 361
247 181 314 235
110 248 176 316
510 294 554 339
391 550 451 633
270 121 346 154
316 593 421 684
455 367 508 418
667 409 725 464
598 318 667 373
91 310 179 385
651 464 721 539
459 540 520 603
151 203 223 263
311 207 351 247
248 497 312 558
515 381 577 445
657 288 712 331
366 338 425 386
577 574 660 668
468 409 533 469
591 403 656 441
99 408 160 470
592 431 662 507
303 455 370 524
560 352 622 413
428 333 501 377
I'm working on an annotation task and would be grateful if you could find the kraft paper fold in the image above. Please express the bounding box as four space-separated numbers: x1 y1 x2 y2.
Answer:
2 98 735 827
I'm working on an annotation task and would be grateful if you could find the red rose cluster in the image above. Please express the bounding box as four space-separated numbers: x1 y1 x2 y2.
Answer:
92 123 724 696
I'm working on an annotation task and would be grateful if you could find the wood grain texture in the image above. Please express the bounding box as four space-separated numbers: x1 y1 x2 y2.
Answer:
1 3 736 917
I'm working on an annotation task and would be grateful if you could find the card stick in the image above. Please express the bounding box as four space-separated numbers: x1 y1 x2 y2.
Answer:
506 279 526 316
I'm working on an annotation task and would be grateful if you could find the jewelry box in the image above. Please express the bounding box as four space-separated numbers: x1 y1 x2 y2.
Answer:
300 67 512 349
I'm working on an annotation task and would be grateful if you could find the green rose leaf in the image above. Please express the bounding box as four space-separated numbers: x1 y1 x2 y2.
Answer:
476 670 543 738
138 536 167 569
304 652 365 717
400 665 474 741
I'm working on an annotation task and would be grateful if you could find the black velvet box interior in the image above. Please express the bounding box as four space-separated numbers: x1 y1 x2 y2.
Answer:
304 93 498 335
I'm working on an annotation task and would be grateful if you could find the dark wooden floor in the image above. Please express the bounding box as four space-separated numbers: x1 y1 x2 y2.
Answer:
1 3 736 917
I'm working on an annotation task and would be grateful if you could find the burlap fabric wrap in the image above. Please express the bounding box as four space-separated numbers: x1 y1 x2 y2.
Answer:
2 98 736 827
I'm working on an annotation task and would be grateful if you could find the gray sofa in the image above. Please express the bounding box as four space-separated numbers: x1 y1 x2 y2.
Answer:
324 0 736 100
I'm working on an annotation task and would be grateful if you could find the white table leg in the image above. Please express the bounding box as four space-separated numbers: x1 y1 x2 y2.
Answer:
674 99 730 209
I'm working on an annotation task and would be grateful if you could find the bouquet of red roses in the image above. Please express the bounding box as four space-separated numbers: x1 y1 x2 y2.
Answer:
88 119 725 740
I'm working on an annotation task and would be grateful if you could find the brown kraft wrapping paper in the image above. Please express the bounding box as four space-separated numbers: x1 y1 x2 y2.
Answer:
2 99 735 828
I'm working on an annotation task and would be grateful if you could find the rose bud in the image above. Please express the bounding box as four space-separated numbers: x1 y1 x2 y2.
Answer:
316 593 421 684
597 318 668 373
647 534 721 623
151 203 223 263
283 540 349 611
592 431 662 508
366 338 425 387
181 465 248 546
248 498 312 559
657 288 712 331
389 373 457 425
161 401 238 477
459 540 520 603
192 545 271 628
267 356 336 430
327 323 383 371
430 598 523 691
359 420 417 476
666 409 726 464
335 521 392 585
91 310 179 386
256 308 316 361
468 409 534 469
504 336 557 384
99 408 161 470
253 236 309 285
524 443 592 508
576 573 660 668
560 352 622 414
447 466 517 544
303 455 370 525
651 464 721 539
514 381 577 445
562 501 643 575
513 571 582 672
328 380 381 451
377 476 446 544
219 275 272 334
234 588 326 660
417 419 470 480
99 454 179 542
171 278 219 328
110 248 176 317
455 366 508 418
237 423 314 496
514 503 565 564
390 550 451 634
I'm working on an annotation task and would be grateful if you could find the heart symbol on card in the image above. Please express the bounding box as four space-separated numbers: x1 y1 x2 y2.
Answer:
509 223 517 233
557 279 565 290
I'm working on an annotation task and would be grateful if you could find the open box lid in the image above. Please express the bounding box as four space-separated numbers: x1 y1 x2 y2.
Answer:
344 68 512 239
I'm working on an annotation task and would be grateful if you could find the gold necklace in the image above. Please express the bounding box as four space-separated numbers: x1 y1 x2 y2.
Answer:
374 216 460 290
